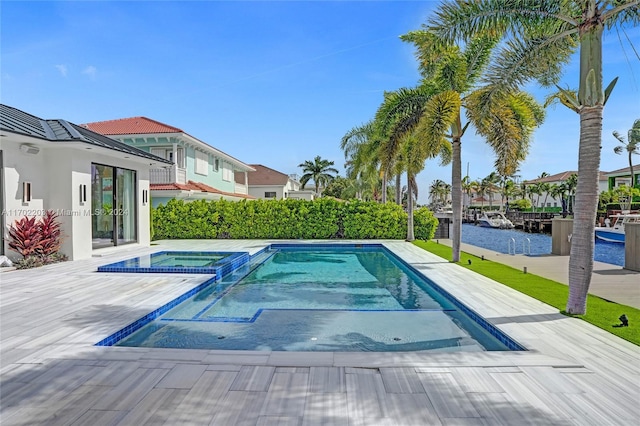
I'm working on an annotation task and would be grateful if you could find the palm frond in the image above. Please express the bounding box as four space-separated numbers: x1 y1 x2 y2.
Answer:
415 90 461 149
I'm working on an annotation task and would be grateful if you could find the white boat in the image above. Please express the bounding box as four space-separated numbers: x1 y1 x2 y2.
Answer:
595 213 640 243
476 211 515 229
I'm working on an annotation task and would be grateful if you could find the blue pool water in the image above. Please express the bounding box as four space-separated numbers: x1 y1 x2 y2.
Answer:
98 245 524 352
461 224 625 267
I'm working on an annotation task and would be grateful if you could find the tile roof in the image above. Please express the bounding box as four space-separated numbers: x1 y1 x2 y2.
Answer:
151 180 255 199
524 170 609 184
605 164 640 176
235 164 291 185
0 104 171 164
82 116 183 135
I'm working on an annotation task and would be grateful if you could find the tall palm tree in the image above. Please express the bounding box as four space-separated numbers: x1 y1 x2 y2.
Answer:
298 156 339 196
428 0 639 314
374 85 452 240
613 118 640 203
401 30 544 262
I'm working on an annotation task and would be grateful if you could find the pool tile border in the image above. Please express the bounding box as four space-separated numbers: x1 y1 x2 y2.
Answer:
96 250 250 277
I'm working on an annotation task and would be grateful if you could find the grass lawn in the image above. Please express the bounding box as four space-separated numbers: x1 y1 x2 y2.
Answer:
413 240 640 346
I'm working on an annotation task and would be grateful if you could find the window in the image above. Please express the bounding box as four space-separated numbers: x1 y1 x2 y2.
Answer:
222 161 232 181
195 150 209 175
213 158 220 172
150 147 184 168
265 192 277 198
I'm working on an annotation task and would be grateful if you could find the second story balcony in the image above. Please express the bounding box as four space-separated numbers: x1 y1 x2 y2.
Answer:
150 164 187 185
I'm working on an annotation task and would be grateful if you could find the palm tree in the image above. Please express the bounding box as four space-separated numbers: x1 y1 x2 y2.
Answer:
341 122 386 202
538 182 552 212
298 156 339 196
428 0 639 314
461 176 473 211
565 173 578 214
373 85 452 241
613 118 640 207
401 30 543 262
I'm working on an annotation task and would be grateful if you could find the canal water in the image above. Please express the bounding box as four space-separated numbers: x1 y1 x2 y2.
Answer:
460 224 625 267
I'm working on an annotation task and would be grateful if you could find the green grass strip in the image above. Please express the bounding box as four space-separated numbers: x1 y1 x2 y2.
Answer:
413 240 639 346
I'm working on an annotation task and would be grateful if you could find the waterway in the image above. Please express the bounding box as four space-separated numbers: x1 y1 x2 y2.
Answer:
460 224 625 267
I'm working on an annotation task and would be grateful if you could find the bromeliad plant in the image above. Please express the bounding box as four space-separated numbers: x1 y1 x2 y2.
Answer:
7 216 42 257
7 210 67 269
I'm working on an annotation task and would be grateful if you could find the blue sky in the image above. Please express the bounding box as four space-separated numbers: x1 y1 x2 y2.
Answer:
2 1 639 203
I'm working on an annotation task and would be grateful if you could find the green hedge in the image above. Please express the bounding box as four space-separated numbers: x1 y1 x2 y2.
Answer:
151 198 438 240
605 203 640 211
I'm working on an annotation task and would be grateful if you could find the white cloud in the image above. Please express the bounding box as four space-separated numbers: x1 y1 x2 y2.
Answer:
55 64 68 77
82 65 97 79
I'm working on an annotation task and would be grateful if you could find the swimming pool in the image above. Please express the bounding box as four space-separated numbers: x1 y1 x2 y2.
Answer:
97 244 524 352
97 251 249 275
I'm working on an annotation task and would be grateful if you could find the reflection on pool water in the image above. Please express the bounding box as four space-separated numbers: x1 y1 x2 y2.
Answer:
460 224 624 266
97 245 525 352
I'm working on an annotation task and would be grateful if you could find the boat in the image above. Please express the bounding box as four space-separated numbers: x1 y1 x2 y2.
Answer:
476 211 515 229
594 213 640 243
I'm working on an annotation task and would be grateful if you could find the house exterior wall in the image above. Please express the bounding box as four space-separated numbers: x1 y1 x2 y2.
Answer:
1 139 151 261
608 172 639 189
248 185 285 199
119 136 237 193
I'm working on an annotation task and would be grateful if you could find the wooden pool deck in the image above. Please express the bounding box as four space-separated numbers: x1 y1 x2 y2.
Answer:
1 240 638 425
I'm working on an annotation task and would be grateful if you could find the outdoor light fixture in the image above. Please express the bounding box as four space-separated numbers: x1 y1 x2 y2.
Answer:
22 182 32 203
19 144 40 155
142 189 149 205
79 184 87 204
619 314 629 327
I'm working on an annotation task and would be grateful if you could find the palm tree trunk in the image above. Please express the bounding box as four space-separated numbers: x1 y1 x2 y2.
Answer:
567 106 602 314
406 174 415 241
395 174 402 205
381 170 388 204
451 136 462 262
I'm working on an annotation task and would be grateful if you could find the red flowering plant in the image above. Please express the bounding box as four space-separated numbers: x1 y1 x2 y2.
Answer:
7 210 67 269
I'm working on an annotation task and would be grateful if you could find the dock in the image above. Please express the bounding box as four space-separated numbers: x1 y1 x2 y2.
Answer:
507 211 555 232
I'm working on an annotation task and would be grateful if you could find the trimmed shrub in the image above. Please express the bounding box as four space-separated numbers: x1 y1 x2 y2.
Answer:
152 198 439 241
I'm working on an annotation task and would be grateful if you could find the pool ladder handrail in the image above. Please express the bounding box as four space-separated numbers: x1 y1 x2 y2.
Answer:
508 237 531 255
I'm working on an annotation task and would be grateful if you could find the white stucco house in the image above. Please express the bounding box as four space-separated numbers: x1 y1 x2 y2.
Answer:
0 104 172 261
236 164 315 200
523 170 609 209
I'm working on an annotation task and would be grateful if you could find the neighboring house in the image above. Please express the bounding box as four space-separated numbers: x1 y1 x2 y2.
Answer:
523 170 609 209
235 164 315 200
469 194 504 209
0 104 172 260
605 164 640 189
82 117 255 207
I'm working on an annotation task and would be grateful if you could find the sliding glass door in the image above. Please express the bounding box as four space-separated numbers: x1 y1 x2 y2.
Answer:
92 163 137 249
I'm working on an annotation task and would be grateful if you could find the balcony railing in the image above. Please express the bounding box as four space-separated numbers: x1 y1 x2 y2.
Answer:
235 182 247 195
150 165 186 184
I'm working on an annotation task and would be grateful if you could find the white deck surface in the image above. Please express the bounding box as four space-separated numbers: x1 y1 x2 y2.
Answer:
1 239 638 425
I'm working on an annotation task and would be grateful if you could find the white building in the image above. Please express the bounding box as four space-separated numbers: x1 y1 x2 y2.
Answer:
1 104 171 260
236 164 315 200
523 170 609 210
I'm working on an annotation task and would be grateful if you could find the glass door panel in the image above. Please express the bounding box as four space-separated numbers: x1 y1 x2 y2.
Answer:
92 164 114 248
117 168 137 244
